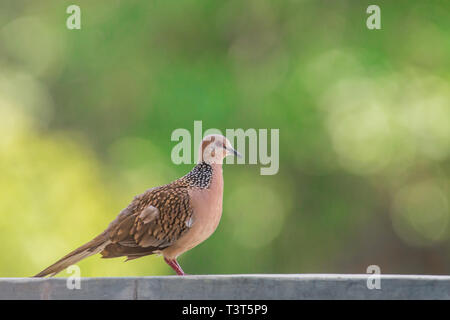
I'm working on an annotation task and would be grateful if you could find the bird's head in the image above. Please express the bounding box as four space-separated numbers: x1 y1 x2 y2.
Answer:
198 134 241 164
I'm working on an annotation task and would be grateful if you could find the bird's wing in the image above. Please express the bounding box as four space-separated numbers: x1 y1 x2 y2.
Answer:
103 184 194 257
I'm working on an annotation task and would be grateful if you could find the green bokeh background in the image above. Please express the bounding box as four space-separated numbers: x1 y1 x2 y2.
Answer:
0 0 449 277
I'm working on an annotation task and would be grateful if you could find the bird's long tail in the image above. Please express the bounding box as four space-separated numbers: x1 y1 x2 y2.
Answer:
33 234 110 278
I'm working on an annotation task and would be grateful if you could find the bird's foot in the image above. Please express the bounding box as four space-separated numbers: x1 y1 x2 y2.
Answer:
164 257 186 276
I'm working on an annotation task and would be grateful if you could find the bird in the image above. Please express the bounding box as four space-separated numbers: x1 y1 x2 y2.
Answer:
34 134 241 277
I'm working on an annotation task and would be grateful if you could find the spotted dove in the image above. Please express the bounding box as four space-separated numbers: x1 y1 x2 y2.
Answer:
34 134 240 277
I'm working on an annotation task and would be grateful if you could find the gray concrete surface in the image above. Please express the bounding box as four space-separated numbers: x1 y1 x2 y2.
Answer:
0 274 449 300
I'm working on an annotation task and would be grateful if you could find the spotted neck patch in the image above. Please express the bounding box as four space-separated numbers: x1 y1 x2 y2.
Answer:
183 162 213 189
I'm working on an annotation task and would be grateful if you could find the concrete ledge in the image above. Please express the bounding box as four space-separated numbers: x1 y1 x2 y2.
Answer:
1 274 449 300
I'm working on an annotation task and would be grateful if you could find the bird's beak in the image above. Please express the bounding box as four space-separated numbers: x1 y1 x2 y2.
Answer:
226 146 242 158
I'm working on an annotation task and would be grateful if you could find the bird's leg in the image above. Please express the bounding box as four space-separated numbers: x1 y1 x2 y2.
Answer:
164 257 185 276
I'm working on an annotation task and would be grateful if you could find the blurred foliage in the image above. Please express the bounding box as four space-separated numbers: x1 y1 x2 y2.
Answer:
0 0 449 277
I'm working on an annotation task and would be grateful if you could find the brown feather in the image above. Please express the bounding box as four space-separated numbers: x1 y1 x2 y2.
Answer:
33 233 108 277
33 163 211 277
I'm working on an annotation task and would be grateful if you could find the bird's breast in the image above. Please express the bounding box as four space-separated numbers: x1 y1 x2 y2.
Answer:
162 165 224 259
